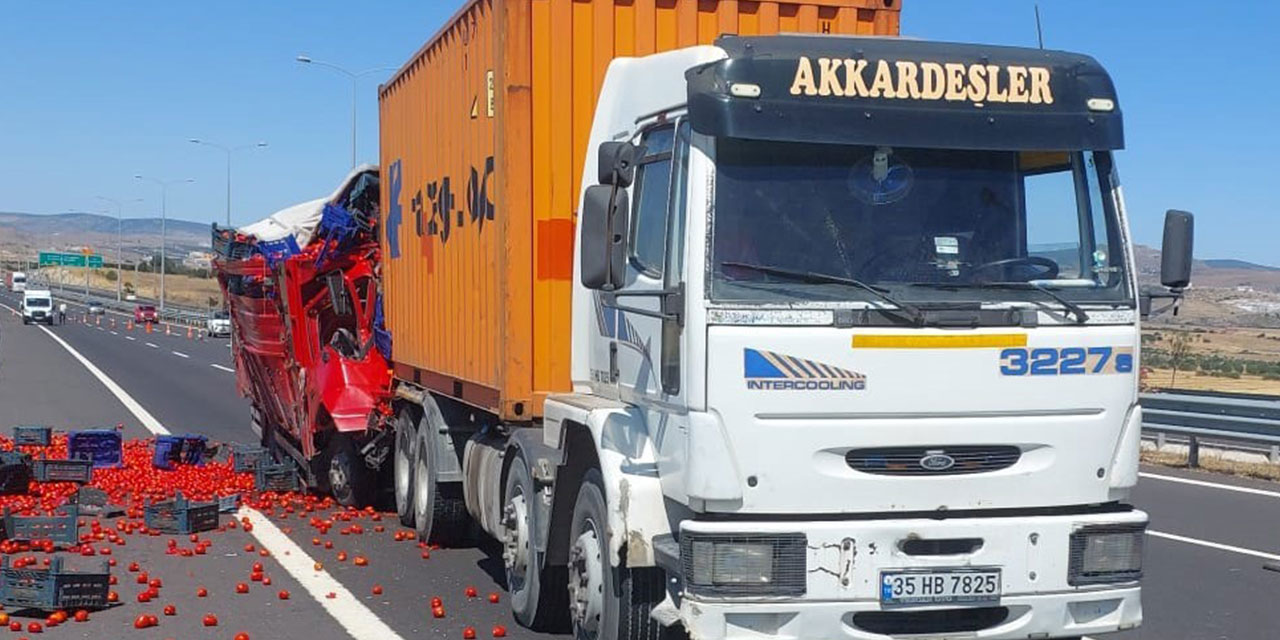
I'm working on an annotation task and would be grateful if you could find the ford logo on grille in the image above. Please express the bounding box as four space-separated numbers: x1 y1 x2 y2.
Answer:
919 452 956 471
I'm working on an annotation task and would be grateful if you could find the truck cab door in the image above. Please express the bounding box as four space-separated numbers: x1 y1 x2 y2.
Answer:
610 119 691 417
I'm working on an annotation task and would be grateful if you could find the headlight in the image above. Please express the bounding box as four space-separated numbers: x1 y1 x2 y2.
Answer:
681 533 806 597
1069 524 1145 586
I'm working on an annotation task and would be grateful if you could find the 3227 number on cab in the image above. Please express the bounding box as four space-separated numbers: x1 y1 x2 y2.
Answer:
1000 346 1133 376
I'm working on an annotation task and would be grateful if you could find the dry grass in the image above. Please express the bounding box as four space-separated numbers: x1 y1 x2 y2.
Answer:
1141 449 1280 482
38 267 222 308
1144 367 1280 395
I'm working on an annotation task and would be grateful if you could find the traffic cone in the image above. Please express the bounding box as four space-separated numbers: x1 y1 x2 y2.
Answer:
146 322 152 334
186 326 193 339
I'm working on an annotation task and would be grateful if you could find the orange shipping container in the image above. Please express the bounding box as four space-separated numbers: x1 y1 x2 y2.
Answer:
379 0 902 421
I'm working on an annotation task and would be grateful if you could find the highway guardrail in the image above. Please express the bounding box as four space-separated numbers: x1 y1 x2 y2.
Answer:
1141 391 1280 466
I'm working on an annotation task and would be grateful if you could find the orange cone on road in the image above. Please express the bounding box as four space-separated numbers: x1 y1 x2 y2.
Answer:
145 322 152 334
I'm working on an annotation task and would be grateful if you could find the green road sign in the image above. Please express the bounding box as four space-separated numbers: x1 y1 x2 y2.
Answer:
38 252 103 268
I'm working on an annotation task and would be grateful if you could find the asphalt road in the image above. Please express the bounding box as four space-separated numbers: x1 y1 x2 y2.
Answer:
0 290 560 640
2 287 1279 639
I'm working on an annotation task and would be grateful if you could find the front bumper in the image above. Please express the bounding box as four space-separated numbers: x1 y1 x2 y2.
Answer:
679 509 1145 640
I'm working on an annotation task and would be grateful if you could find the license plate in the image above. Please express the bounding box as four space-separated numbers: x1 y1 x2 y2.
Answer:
880 568 1001 607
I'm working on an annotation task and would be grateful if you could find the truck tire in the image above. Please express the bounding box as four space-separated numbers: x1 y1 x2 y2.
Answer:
393 408 417 527
504 454 569 631
326 433 374 508
412 410 470 546
569 469 665 640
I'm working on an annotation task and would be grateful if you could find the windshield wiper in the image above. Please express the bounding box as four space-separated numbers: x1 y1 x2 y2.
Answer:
721 262 924 325
912 281 1090 324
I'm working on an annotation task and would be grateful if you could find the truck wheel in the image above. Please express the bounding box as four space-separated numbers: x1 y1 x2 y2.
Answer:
504 454 569 630
327 434 374 508
569 469 665 640
393 409 417 527
412 417 470 546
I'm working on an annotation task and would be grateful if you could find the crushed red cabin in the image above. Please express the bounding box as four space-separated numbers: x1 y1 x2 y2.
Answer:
212 166 392 506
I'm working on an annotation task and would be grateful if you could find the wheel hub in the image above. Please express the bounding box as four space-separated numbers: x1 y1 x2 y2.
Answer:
568 526 604 638
394 427 413 502
329 456 349 495
502 493 530 590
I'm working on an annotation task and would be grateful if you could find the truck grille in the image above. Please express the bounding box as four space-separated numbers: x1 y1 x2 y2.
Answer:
845 446 1021 476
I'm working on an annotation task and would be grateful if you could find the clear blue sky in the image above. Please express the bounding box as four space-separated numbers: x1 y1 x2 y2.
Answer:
0 1 1275 265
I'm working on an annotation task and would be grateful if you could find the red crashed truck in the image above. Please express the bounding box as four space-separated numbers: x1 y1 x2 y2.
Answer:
212 166 393 505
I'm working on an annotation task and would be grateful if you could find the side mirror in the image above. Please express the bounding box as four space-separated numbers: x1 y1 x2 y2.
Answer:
598 142 638 187
580 185 629 291
1160 209 1194 290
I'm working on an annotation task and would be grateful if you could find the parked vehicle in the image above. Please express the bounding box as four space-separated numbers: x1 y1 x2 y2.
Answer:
21 290 53 325
224 2 1199 639
87 302 105 315
134 305 157 324
206 310 231 337
8 271 26 293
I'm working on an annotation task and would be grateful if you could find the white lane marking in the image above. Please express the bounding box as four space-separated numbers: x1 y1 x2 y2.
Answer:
1148 529 1280 562
171 351 190 359
239 508 409 640
4 300 406 640
211 364 235 373
125 336 136 341
109 331 118 336
1140 472 1280 500
145 342 158 348
0 301 168 435
96 326 105 331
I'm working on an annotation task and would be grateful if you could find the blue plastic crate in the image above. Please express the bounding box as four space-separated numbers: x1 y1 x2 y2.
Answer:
255 461 300 493
12 426 51 447
3 505 79 545
0 556 110 611
0 452 31 496
31 456 93 484
144 491 219 534
229 443 269 473
152 434 208 470
67 430 123 469
218 493 241 513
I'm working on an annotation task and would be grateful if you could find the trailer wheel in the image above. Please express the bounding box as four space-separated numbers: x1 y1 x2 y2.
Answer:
569 469 665 640
504 454 569 630
393 409 417 527
412 413 470 546
327 434 374 508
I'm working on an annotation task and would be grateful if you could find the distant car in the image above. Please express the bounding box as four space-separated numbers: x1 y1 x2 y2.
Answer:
134 304 158 324
87 302 105 315
207 310 231 338
21 290 53 325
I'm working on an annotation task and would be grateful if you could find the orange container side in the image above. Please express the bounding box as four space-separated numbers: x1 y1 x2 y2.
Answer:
379 0 901 421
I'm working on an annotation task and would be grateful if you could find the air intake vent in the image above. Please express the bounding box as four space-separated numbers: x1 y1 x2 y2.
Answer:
846 446 1021 476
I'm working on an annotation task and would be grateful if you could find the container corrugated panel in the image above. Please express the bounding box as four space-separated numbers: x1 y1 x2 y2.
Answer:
380 0 901 420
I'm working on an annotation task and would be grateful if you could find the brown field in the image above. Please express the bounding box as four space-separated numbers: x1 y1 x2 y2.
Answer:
1144 367 1280 395
38 267 222 309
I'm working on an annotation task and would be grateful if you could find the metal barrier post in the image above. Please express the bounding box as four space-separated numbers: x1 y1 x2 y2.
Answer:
1187 436 1200 468
1156 432 1167 449
1271 446 1279 465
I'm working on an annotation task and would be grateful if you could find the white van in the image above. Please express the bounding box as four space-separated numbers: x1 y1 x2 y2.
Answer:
9 272 26 292
21 290 53 325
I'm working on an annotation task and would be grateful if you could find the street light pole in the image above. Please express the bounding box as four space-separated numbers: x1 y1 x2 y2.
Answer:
188 139 268 227
96 196 143 302
134 176 193 312
295 55 394 169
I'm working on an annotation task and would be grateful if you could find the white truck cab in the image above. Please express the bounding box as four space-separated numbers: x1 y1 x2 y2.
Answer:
21 290 54 325
529 35 1195 640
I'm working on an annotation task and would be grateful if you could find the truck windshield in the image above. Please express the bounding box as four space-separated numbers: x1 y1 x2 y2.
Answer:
13 276 25 283
711 140 1131 309
26 298 50 308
